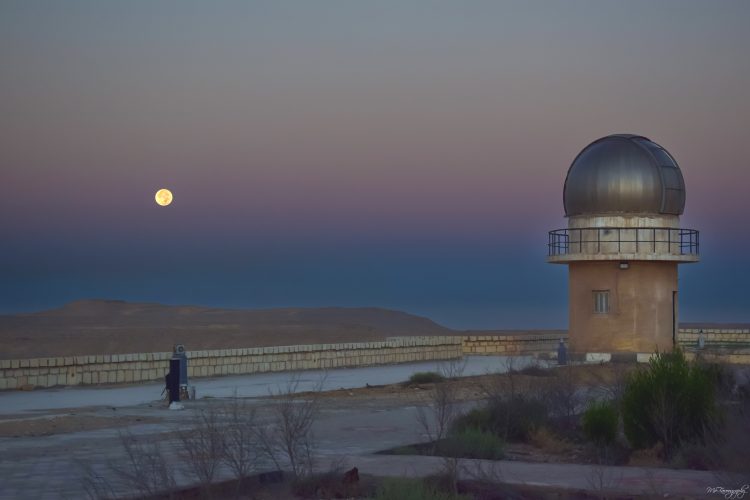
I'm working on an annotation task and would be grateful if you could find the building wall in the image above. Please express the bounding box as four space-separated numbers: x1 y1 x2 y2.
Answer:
569 260 678 354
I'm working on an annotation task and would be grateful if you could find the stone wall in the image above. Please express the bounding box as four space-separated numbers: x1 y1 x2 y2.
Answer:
461 333 563 356
677 328 750 348
677 328 750 365
0 336 462 390
2 328 748 390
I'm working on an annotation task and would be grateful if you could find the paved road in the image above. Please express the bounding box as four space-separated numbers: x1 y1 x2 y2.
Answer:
0 355 537 415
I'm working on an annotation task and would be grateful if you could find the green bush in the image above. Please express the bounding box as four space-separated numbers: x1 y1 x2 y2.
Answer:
407 372 445 384
375 478 470 500
452 395 548 442
436 427 505 460
581 400 618 446
621 348 720 459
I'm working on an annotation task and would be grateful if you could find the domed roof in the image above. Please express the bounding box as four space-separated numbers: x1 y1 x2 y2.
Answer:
563 134 685 216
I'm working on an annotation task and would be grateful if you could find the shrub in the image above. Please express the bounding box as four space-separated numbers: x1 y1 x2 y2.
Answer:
408 372 445 384
670 442 719 471
452 395 548 442
293 470 371 498
451 406 492 433
436 427 505 460
621 348 720 459
529 426 571 454
375 477 470 500
518 364 553 377
388 445 419 455
582 400 618 446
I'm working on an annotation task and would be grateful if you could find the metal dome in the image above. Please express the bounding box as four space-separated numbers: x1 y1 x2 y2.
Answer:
563 134 685 216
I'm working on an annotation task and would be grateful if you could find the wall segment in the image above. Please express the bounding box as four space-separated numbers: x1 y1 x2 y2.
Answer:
1 329 747 390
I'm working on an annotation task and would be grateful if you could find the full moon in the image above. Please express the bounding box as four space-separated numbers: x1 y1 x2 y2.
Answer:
155 188 173 206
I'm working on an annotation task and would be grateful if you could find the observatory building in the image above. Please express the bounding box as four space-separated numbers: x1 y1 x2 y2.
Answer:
548 134 699 357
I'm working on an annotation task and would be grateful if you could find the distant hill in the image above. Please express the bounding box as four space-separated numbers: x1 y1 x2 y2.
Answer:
0 300 454 358
1 300 744 359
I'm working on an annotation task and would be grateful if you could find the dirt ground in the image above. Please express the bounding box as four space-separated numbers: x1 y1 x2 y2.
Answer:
0 363 627 443
0 412 162 438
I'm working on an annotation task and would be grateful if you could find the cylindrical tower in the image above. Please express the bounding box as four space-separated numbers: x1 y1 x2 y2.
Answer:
548 134 699 357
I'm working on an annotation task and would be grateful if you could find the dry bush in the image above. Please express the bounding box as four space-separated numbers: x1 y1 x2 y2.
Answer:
467 357 551 443
589 362 632 405
80 430 176 500
479 356 548 405
416 359 466 445
414 359 468 494
177 406 225 498
697 382 750 479
220 395 260 496
544 363 583 424
80 461 118 500
528 426 571 455
255 374 324 479
463 460 524 499
416 381 460 446
440 357 468 381
714 398 750 476
585 461 622 500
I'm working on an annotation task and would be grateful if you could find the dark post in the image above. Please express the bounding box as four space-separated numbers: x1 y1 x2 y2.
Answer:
173 344 189 400
167 358 180 403
557 338 567 365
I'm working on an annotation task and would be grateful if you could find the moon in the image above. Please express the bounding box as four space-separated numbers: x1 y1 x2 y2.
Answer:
155 188 173 206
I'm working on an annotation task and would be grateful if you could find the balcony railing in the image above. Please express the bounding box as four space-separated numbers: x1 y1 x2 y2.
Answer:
548 227 699 257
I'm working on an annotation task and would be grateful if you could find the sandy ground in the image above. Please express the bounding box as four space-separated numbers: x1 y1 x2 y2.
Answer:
0 363 626 442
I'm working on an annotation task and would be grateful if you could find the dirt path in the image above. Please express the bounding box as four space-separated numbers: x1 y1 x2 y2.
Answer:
0 363 628 439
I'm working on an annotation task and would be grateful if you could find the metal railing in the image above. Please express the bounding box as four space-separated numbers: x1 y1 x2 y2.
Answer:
548 227 699 257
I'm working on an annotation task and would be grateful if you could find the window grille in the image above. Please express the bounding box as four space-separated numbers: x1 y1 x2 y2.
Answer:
594 290 610 314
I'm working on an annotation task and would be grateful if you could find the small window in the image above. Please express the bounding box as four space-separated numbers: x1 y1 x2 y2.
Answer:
593 290 610 314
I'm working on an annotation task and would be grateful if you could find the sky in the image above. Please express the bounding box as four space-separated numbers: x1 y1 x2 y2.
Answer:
1 1 749 329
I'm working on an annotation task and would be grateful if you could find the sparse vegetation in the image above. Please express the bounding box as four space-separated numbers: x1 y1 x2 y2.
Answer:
528 426 571 455
544 364 583 427
177 407 225 498
221 395 260 496
408 371 445 384
621 348 721 459
518 364 554 377
81 430 177 500
375 477 471 500
582 400 618 447
254 375 324 479
436 427 505 460
452 395 548 442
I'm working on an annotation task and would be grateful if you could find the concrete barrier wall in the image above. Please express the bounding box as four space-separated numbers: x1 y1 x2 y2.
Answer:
678 328 750 365
462 333 564 356
677 328 750 348
2 328 748 390
0 336 462 390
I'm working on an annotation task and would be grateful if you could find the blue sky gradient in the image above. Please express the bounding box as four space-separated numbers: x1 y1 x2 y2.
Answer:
1 1 749 328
